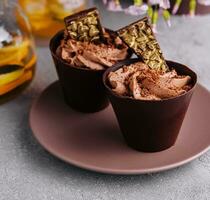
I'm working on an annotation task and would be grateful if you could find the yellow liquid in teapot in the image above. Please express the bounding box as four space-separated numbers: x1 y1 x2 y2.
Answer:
18 0 86 37
0 32 36 102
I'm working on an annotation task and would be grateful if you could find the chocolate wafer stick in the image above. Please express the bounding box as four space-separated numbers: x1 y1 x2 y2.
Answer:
117 17 168 72
64 7 104 43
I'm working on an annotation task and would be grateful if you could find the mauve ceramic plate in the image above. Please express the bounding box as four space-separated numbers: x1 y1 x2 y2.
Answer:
30 81 210 174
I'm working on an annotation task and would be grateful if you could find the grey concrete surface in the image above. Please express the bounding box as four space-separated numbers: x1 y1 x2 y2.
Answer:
0 2 210 200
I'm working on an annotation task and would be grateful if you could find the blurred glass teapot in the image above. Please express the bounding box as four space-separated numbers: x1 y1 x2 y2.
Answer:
0 0 36 102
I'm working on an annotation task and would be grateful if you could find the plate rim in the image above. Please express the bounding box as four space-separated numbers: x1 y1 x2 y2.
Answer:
29 82 210 175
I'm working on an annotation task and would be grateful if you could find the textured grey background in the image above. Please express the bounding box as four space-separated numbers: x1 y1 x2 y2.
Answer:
0 1 210 200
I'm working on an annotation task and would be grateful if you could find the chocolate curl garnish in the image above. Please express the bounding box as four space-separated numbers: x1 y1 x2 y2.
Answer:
117 17 169 72
64 7 104 43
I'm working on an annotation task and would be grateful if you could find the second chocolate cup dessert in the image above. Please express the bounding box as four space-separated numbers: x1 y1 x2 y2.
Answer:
50 8 131 113
103 58 197 152
103 17 197 152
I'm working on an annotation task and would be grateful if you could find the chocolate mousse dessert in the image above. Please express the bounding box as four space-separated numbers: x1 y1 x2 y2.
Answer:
56 30 129 70
50 8 131 113
110 17 192 100
56 8 129 70
103 17 197 152
108 61 192 100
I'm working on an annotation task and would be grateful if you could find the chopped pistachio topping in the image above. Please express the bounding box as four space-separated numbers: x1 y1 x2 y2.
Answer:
118 17 168 72
65 8 103 43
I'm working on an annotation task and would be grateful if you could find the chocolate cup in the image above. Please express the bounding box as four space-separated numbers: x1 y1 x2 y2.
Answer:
50 29 132 113
170 0 210 15
103 58 197 152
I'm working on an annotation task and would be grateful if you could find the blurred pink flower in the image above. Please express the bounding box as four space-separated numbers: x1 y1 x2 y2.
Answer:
107 0 123 11
103 0 108 4
124 4 148 16
198 0 210 5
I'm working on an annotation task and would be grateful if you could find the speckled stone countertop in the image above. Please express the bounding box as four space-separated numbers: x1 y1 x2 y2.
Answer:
0 2 210 200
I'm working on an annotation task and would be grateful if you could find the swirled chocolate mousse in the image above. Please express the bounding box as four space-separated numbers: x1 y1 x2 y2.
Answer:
56 8 129 70
56 30 129 70
108 62 192 100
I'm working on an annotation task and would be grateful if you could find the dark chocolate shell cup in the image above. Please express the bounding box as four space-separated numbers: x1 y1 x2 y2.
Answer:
50 29 132 113
103 58 197 152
